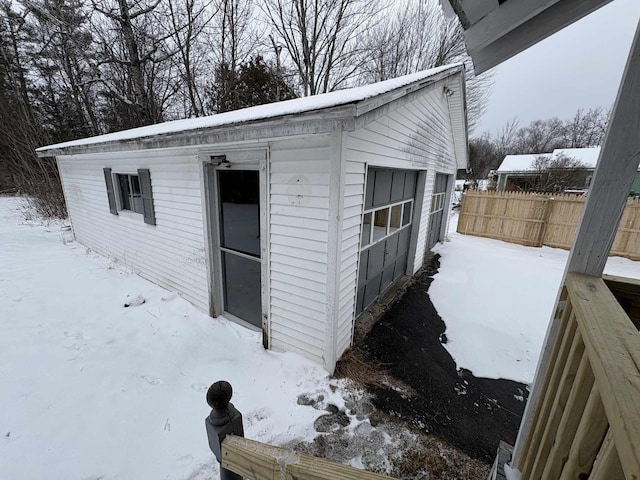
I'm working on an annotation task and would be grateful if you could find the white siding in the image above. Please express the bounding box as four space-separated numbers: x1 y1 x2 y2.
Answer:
335 85 459 357
336 160 365 357
58 150 209 312
268 137 331 366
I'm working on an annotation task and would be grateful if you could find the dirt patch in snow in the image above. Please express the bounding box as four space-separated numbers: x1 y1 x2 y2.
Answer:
339 254 529 465
288 388 490 479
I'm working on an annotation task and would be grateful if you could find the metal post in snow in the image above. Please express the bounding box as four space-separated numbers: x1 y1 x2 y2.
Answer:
205 381 244 480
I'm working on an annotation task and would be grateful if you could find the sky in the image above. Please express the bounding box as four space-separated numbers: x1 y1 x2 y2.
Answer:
475 0 640 136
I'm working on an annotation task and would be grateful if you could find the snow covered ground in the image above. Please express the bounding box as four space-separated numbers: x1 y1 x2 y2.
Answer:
431 210 639 384
0 197 347 480
3 195 638 478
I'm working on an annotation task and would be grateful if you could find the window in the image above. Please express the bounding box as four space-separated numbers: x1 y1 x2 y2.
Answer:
431 192 445 214
117 174 144 214
103 168 156 225
360 199 413 249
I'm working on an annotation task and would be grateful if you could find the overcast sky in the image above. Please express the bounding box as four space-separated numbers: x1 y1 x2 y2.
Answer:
475 0 640 136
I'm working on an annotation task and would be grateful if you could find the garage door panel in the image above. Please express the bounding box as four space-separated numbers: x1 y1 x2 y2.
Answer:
356 286 365 314
381 263 395 292
394 254 408 281
367 242 386 279
404 171 417 200
398 228 411 255
384 235 399 267
359 249 369 283
373 170 393 207
391 172 405 202
363 273 383 308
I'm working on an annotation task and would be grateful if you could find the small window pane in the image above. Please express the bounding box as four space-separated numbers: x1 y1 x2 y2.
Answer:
373 208 388 242
361 212 372 247
130 175 141 195
402 202 412 226
118 175 131 210
389 205 401 234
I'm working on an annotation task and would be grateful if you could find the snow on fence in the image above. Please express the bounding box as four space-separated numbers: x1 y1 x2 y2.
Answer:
457 191 640 260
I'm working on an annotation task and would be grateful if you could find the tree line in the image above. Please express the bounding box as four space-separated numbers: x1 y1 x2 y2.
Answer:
466 107 611 185
0 0 490 217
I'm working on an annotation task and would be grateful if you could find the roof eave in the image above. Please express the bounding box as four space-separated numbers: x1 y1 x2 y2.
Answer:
37 105 357 157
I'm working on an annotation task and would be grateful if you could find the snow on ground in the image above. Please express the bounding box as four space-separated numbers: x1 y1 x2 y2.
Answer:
431 210 640 384
0 197 348 480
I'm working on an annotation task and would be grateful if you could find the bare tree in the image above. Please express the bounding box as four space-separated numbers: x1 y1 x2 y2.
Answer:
513 118 565 153
262 0 380 95
166 0 216 117
562 107 610 148
27 0 101 137
531 153 590 192
357 0 491 131
92 0 178 128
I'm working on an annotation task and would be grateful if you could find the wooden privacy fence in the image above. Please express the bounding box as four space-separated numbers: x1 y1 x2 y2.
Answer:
221 435 395 480
517 273 640 480
457 191 640 260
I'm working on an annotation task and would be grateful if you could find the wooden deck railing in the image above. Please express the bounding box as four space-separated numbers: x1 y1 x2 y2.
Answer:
517 273 640 480
221 436 394 480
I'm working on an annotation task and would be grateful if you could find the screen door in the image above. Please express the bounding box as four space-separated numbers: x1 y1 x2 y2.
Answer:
217 169 262 327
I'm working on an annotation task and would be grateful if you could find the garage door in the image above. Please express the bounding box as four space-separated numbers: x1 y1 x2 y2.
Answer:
427 173 448 250
356 168 417 315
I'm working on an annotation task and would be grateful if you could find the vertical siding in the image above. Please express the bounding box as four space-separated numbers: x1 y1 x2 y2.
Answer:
336 86 458 356
58 152 209 312
268 137 331 365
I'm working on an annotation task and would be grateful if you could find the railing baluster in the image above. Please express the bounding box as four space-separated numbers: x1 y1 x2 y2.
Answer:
558 384 608 480
590 431 626 480
540 353 594 479
520 297 576 477
528 331 585 480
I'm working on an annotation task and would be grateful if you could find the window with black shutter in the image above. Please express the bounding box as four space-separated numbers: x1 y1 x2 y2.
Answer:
103 168 155 225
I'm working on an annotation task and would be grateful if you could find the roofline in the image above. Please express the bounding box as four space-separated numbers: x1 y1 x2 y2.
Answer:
37 65 464 158
37 107 356 157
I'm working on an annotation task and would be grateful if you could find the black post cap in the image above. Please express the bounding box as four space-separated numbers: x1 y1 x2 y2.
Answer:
206 381 233 410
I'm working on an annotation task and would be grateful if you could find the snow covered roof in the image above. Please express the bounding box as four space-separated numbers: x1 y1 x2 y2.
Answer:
37 64 463 154
497 154 552 173
549 147 601 168
498 147 612 173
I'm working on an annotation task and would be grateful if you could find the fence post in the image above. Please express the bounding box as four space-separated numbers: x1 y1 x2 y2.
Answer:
539 196 555 247
205 381 244 480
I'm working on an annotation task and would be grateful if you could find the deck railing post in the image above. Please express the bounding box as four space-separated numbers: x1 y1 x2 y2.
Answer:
205 381 244 480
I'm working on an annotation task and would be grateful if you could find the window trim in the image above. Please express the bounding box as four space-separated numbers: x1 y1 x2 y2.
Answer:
360 198 413 251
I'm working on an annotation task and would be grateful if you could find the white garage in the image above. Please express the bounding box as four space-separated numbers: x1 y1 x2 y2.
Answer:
37 64 468 372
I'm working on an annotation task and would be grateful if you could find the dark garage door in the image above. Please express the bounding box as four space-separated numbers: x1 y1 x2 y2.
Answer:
427 173 448 250
356 168 417 315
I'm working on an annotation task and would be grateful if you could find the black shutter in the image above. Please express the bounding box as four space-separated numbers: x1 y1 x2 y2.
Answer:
138 169 156 225
103 168 118 215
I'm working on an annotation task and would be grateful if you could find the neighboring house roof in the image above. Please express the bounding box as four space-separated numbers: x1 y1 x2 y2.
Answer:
37 64 467 164
497 154 552 173
498 147 640 174
549 147 601 168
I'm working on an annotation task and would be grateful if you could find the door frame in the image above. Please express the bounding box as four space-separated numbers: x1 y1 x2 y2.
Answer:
201 148 270 347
